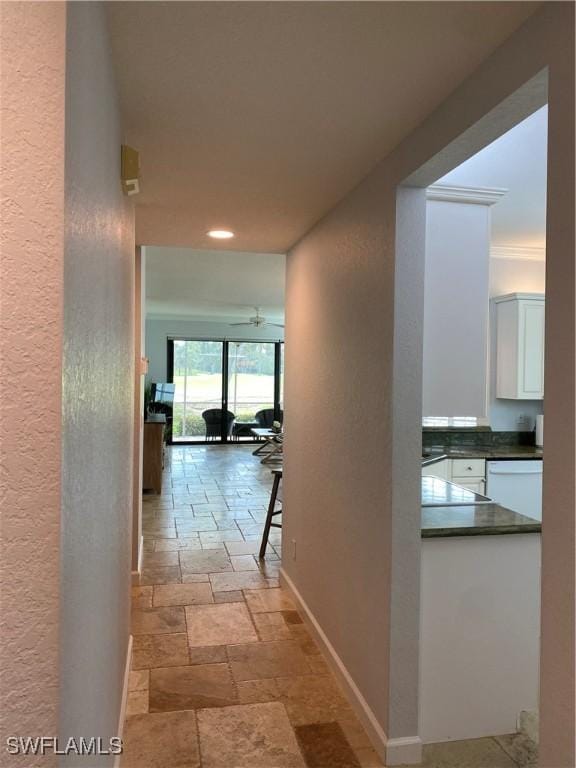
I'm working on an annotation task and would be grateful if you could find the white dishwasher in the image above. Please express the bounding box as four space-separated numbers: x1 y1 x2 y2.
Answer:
486 460 543 521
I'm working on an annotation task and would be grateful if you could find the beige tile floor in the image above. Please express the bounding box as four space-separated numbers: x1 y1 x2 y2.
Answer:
122 444 537 768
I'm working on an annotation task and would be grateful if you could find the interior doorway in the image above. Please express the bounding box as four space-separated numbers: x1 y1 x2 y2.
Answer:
392 71 549 758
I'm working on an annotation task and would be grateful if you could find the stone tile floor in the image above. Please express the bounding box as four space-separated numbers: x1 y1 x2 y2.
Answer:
122 444 537 768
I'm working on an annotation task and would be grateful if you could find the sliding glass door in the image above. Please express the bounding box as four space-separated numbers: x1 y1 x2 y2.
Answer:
279 341 285 412
171 340 224 442
167 338 284 444
227 342 276 440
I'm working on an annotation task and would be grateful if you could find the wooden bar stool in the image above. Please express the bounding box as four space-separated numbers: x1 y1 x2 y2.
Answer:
259 468 282 559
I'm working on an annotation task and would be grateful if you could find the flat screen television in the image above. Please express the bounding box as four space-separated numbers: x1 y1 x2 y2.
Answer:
151 382 175 405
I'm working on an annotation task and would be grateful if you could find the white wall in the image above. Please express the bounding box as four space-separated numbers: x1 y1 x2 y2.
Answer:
490 256 546 295
488 256 545 430
60 3 135 760
423 198 491 418
133 248 145 575
146 316 284 384
284 5 573 766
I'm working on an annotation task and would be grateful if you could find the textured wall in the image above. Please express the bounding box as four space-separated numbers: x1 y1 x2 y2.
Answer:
285 171 397 735
284 5 574 763
60 2 135 760
538 9 575 763
132 248 144 573
0 4 66 765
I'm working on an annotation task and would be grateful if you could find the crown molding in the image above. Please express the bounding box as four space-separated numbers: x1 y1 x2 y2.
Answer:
426 184 507 206
491 245 546 261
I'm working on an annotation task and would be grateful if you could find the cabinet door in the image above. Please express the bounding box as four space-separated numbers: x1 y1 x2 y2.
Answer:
422 459 450 480
451 458 485 477
495 295 545 400
519 301 545 398
452 477 486 495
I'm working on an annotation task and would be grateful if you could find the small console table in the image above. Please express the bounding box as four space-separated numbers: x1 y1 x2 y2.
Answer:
143 414 166 494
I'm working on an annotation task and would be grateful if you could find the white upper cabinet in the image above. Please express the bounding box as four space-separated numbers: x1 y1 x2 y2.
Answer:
495 293 545 399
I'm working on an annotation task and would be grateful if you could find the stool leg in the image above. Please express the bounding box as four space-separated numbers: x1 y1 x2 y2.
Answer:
259 473 280 559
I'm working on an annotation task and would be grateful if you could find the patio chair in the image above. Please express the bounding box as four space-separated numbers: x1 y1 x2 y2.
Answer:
202 409 235 440
255 408 283 428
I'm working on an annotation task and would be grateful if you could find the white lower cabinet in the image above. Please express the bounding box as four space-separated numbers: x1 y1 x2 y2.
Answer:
452 477 486 494
451 458 486 494
422 459 450 480
422 458 486 494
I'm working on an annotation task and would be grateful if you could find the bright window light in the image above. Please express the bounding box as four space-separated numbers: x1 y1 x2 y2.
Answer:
422 417 486 427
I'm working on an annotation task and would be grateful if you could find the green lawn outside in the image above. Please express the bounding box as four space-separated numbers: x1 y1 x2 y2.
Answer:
173 372 274 400
172 372 275 438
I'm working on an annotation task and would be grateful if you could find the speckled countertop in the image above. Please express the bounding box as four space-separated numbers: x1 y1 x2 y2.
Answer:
421 476 490 506
422 503 541 538
422 444 543 466
420 449 542 538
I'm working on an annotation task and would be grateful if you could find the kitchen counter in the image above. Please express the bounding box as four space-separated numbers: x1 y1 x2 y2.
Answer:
419 435 540 743
422 503 541 538
420 514 540 743
422 444 542 465
420 473 541 538
421 475 490 506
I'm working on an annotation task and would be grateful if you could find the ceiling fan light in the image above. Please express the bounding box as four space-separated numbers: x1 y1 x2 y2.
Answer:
207 229 235 239
228 306 284 329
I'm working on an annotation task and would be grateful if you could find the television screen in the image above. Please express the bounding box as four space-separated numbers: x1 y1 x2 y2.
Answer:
152 382 175 405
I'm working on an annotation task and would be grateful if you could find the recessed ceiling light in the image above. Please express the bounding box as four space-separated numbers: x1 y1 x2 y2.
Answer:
207 229 235 239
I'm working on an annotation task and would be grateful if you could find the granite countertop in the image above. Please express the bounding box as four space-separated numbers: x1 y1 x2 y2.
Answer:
422 444 543 465
421 476 490 506
420 458 542 538
422 503 541 538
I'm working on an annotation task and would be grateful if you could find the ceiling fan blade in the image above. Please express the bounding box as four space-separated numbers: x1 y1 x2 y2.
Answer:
269 323 285 328
229 322 254 326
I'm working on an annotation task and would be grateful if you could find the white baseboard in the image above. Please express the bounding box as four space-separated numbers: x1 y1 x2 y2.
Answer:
385 736 424 766
518 710 539 744
280 568 422 766
131 536 144 585
115 634 133 768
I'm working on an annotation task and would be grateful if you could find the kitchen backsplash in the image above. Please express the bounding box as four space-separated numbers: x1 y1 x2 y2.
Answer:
422 428 536 449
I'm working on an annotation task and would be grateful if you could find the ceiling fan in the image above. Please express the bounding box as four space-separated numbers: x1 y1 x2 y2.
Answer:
229 307 284 329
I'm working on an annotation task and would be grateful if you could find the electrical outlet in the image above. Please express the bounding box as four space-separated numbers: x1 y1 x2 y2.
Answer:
517 413 531 429
291 539 297 561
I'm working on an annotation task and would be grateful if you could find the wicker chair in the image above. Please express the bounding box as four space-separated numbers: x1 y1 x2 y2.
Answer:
201 409 235 440
255 408 283 428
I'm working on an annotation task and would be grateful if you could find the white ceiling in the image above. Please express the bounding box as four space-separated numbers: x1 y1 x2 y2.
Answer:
148 108 547 321
438 106 547 252
145 247 285 321
107 2 538 253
